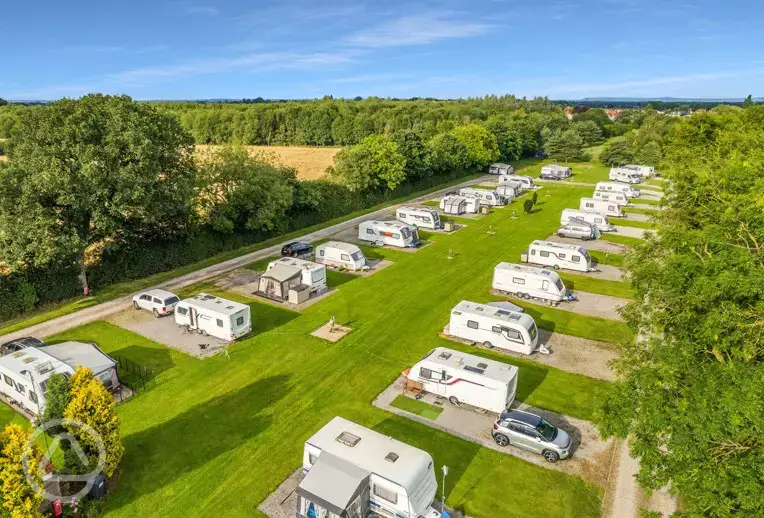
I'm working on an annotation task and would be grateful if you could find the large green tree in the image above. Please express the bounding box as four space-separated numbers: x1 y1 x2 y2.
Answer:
541 128 584 162
598 107 764 516
0 94 197 293
425 132 469 174
329 134 406 191
391 129 429 180
635 141 662 167
571 120 602 146
599 138 635 166
451 124 500 169
196 146 296 234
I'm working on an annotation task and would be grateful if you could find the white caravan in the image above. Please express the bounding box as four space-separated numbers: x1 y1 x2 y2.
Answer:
395 206 441 230
541 164 572 178
509 175 535 190
314 241 367 271
593 190 629 206
267 257 328 292
596 181 640 198
460 187 506 207
494 184 516 203
448 300 544 355
609 168 642 184
561 208 616 232
439 195 479 215
623 164 655 178
407 347 519 413
489 162 514 175
174 293 252 341
580 198 624 217
498 178 523 195
493 263 571 304
524 240 593 273
299 417 441 518
358 220 420 248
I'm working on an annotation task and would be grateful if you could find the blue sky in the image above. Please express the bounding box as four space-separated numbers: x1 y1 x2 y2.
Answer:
3 0 763 100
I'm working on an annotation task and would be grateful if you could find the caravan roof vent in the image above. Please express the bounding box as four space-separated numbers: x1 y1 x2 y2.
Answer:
496 309 511 316
464 365 485 375
477 362 488 369
509 314 521 320
438 351 452 360
385 452 399 463
541 270 551 276
226 306 235 310
200 294 216 301
36 362 54 375
336 431 361 447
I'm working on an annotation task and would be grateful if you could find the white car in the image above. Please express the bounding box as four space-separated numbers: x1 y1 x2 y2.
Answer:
132 289 180 317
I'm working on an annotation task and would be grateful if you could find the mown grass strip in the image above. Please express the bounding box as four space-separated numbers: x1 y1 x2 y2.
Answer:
390 395 443 420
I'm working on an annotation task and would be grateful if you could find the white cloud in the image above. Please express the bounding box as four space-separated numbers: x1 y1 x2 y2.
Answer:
186 5 219 15
347 13 492 48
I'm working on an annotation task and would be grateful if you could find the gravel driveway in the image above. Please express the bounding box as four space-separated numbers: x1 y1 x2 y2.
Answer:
613 226 647 239
546 234 631 254
375 377 617 488
506 290 628 321
624 212 652 222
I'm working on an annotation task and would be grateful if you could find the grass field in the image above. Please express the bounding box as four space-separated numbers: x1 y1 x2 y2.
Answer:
558 272 633 299
0 403 28 429
588 250 625 267
390 395 443 420
634 197 662 206
614 218 654 229
196 145 340 180
0 174 481 337
517 158 610 185
46 180 615 517
601 233 646 247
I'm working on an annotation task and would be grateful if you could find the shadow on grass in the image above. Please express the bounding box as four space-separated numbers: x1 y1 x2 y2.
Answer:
326 270 358 288
109 345 175 376
528 208 543 214
249 300 300 336
110 375 291 511
372 415 481 503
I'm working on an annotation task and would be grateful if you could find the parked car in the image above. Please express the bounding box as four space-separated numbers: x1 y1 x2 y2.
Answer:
280 241 313 257
491 410 571 463
0 337 45 356
539 169 564 180
557 222 599 240
132 289 180 317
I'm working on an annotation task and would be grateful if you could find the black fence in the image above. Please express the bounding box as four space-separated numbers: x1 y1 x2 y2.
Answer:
112 355 156 404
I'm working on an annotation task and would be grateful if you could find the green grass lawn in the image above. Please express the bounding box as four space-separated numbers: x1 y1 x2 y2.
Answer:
588 250 625 268
421 200 439 207
517 159 610 185
613 218 654 229
633 197 661 206
558 272 632 299
624 207 658 217
601 233 645 247
47 181 612 517
0 403 29 430
0 174 482 337
390 395 443 420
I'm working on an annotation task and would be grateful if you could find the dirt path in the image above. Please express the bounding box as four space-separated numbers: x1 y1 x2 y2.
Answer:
508 290 628 321
0 175 493 342
613 226 647 239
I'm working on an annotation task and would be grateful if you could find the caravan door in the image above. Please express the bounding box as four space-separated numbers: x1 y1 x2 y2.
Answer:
189 308 198 329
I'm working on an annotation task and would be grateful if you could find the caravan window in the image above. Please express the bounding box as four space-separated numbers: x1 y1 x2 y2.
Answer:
392 233 401 239
559 253 566 259
236 316 244 326
216 319 224 328
319 250 325 257
467 320 479 329
401 228 410 238
3 375 12 387
308 453 318 466
366 228 375 235
15 383 24 395
572 256 580 263
351 252 363 260
530 249 536 256
177 307 188 316
420 367 433 379
29 391 38 404
341 254 350 261
609 205 617 212
512 277 525 285
399 213 407 218
555 279 565 292
373 484 398 505
505 328 523 343
586 202 594 209
540 251 549 258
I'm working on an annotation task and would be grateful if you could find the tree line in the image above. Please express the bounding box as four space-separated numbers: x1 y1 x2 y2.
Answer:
598 105 764 516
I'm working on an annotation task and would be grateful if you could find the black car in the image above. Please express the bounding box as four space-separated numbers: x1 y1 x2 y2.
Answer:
281 241 313 257
1 336 45 356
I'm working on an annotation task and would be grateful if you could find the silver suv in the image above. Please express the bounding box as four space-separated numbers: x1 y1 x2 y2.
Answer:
491 410 571 462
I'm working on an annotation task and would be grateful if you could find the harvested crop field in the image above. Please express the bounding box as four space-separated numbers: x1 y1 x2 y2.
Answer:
196 145 340 180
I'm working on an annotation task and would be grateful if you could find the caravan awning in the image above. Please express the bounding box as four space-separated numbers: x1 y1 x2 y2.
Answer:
38 342 115 375
296 453 370 516
260 264 301 283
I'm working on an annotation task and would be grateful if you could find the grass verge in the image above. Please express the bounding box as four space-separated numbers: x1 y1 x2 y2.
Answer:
390 395 443 420
558 272 633 299
601 234 645 247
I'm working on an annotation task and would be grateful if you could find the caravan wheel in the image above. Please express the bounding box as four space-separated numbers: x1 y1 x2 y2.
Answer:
197 328 208 336
553 265 560 270
483 341 494 349
523 293 531 300
448 396 461 407
374 240 384 247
